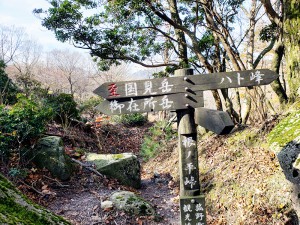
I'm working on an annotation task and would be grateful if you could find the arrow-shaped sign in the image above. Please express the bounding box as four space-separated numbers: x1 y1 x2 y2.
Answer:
97 92 204 115
194 108 234 135
94 69 278 99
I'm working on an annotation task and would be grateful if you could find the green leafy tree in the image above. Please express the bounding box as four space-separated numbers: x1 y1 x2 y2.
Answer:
35 0 245 117
261 0 299 101
0 60 18 105
46 93 80 125
0 94 53 161
36 0 288 123
34 0 244 72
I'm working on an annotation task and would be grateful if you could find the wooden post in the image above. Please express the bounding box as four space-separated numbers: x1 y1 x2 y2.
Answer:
175 69 206 225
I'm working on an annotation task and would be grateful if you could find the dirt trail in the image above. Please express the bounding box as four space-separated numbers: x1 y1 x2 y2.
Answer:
46 169 180 225
27 122 181 224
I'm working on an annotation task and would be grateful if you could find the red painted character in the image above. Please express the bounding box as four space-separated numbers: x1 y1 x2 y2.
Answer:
108 83 120 97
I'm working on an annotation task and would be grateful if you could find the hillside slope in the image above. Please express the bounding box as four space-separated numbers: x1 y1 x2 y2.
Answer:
144 108 300 224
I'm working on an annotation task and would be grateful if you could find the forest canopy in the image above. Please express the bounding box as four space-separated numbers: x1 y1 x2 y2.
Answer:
34 0 299 123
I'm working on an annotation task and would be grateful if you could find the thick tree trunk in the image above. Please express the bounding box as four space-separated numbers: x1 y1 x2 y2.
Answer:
283 0 300 100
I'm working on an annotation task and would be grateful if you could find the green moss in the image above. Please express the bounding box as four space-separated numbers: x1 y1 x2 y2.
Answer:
112 154 124 160
268 111 300 153
0 199 52 225
227 128 260 147
0 174 15 190
111 192 155 216
0 173 70 225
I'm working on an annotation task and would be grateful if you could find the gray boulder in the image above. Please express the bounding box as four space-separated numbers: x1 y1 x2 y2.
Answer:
86 153 141 188
268 111 300 219
277 137 300 184
110 191 155 216
31 136 74 181
268 111 300 183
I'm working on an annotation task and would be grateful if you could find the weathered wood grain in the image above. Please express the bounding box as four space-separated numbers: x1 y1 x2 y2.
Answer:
194 108 234 135
94 69 278 99
98 92 204 115
180 195 206 225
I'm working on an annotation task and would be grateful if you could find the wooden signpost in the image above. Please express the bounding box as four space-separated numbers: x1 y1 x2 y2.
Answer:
94 68 278 225
195 108 235 135
98 91 204 115
94 69 277 100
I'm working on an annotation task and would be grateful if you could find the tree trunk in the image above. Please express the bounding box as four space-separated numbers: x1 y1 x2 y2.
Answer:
242 93 251 124
220 89 240 123
270 43 288 104
235 89 242 123
169 0 189 68
211 90 223 111
283 0 300 100
242 0 257 125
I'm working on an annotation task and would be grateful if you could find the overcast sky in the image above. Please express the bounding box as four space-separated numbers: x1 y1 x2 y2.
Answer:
0 0 77 51
0 0 165 78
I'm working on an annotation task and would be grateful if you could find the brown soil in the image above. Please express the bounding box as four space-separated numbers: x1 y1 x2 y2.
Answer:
18 122 181 225
36 165 180 225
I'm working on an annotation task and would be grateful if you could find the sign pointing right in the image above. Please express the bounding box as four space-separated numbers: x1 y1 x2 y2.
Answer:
187 69 278 91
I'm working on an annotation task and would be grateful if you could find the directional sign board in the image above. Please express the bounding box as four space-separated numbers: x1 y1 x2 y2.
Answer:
92 67 279 225
98 92 204 115
94 69 278 100
195 108 234 135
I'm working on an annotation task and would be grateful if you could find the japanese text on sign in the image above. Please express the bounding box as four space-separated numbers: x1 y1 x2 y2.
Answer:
219 70 264 85
181 198 206 225
181 136 199 190
109 78 174 98
109 96 174 114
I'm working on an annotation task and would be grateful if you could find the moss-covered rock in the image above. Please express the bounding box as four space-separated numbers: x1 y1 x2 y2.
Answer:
268 110 300 218
110 191 155 216
0 173 70 225
277 137 300 184
86 153 141 188
31 136 74 181
267 111 300 183
268 111 300 154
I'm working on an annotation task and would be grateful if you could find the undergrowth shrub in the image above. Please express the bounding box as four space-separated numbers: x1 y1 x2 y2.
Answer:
79 96 103 121
112 113 147 126
0 60 18 105
0 94 53 161
45 93 80 125
141 120 176 161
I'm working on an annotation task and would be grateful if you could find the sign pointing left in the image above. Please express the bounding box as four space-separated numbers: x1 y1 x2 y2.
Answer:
97 92 204 115
93 69 278 100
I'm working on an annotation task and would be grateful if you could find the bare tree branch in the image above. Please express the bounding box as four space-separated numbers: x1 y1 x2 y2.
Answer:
260 0 282 26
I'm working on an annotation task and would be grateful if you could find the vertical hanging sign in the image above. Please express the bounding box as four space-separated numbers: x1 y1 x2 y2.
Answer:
180 196 206 225
181 134 200 192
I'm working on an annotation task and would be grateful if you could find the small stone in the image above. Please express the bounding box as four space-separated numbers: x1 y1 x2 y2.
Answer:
101 201 113 210
153 172 160 178
110 191 156 216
